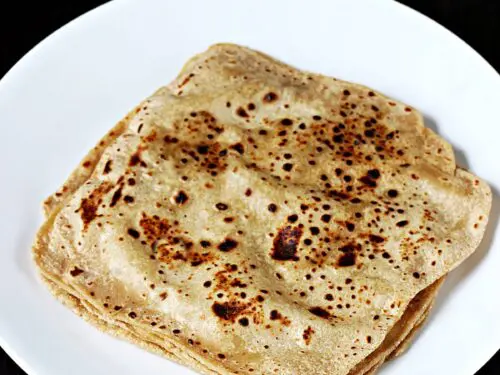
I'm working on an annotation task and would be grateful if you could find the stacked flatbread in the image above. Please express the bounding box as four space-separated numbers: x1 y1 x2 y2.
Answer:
33 44 491 375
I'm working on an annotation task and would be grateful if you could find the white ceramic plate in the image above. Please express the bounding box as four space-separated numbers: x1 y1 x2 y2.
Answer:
0 0 498 374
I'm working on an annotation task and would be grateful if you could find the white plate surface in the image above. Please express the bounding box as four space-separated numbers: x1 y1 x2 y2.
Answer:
0 0 498 374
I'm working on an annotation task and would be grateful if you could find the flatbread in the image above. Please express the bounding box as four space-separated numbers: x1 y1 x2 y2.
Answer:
33 44 491 375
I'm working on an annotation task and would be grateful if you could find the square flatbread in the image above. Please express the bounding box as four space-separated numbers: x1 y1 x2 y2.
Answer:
33 44 491 375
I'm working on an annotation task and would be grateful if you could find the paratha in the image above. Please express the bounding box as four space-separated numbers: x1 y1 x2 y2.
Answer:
33 44 491 375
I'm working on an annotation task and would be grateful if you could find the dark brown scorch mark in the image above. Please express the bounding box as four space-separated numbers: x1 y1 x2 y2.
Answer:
215 203 229 211
309 307 330 319
269 310 291 326
321 214 331 223
127 228 140 239
270 310 281 320
369 234 385 244
159 292 168 300
230 143 244 155
271 226 303 261
218 238 238 252
359 169 381 188
197 145 209 155
212 301 247 322
236 107 249 118
359 176 377 187
70 267 84 277
337 252 356 267
103 160 113 174
367 169 380 179
268 203 278 213
173 190 189 205
303 326 315 345
396 220 409 227
238 317 249 327
124 195 134 203
339 242 360 253
337 242 360 267
388 189 398 198
129 147 147 168
76 182 113 230
109 185 123 207
263 92 278 103
178 73 195 88
164 135 179 144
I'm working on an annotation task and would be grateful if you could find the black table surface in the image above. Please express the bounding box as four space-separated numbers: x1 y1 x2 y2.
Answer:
0 1 498 374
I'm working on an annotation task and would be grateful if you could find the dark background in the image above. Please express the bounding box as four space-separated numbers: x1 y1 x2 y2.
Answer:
0 0 498 374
